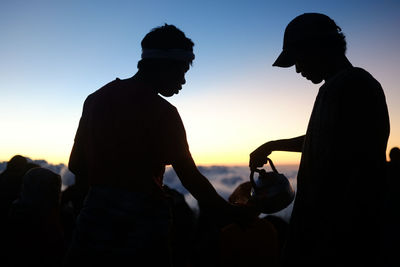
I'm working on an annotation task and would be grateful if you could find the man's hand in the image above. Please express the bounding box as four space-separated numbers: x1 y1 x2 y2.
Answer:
249 136 305 170
249 142 274 170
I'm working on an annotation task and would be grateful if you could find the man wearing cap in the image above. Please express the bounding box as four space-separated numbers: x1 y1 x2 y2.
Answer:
65 24 254 266
250 13 390 266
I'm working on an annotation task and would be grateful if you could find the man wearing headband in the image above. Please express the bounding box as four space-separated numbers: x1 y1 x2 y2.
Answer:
250 13 390 266
65 24 254 266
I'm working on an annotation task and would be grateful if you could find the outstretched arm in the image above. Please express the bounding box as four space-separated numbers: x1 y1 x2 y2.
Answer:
173 155 233 209
249 135 305 170
173 155 255 223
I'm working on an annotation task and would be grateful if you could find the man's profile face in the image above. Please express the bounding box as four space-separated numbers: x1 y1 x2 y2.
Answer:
158 61 190 97
294 53 325 84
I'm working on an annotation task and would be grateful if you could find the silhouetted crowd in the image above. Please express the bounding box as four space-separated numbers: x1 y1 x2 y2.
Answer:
0 147 398 266
0 154 286 267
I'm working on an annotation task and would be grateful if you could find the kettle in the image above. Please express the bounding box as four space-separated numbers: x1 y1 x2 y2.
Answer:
250 158 295 214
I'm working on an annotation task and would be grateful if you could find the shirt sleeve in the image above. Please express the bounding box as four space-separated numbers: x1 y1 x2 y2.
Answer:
159 106 191 165
337 70 389 155
68 96 92 176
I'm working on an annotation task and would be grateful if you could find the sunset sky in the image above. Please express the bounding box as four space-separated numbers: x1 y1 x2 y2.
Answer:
1 0 399 166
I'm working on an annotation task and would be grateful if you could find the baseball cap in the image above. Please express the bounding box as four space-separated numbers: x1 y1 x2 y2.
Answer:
273 13 342 68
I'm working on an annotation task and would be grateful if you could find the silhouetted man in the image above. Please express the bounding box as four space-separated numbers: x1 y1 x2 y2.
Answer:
250 13 390 266
66 24 254 266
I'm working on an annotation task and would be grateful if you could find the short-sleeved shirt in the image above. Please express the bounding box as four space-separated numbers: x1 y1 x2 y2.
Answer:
69 78 191 194
283 67 390 266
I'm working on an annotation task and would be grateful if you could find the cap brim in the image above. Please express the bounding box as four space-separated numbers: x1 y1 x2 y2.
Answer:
272 49 295 68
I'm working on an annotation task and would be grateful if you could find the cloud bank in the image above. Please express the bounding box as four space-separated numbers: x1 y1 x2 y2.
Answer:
0 158 298 221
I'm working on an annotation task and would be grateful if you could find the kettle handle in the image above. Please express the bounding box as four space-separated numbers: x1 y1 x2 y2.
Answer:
266 158 278 173
250 158 278 191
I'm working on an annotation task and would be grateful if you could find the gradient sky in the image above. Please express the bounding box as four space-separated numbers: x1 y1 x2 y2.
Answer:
1 0 399 166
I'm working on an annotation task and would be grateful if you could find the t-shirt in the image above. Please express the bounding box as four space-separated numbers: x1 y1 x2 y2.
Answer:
68 78 191 193
283 67 390 266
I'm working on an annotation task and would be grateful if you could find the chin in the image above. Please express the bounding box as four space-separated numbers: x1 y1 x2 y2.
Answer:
158 89 175 97
160 92 174 97
311 80 323 84
310 78 324 84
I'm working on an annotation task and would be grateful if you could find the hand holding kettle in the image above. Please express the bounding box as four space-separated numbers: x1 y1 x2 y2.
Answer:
249 136 305 170
249 141 275 170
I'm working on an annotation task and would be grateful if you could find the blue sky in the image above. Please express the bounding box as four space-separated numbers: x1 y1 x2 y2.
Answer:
1 0 399 165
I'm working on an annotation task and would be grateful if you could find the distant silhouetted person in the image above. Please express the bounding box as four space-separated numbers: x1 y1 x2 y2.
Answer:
219 182 280 267
387 147 400 184
250 13 390 266
64 24 254 267
0 155 39 225
59 172 89 254
382 147 400 266
192 201 229 267
59 172 89 248
0 155 28 217
60 173 88 218
163 185 196 267
264 214 289 257
389 147 400 164
4 167 64 267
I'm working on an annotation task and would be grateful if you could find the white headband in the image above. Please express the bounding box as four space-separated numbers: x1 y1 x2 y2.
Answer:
141 48 195 61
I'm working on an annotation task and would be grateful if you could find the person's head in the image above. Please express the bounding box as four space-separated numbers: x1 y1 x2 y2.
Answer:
229 181 260 217
6 155 28 173
137 24 195 97
273 13 347 84
389 147 400 163
20 167 62 211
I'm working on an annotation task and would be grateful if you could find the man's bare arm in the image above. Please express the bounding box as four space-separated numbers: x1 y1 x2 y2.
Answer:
249 135 305 169
172 155 255 222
